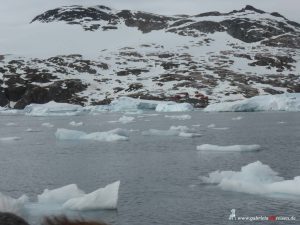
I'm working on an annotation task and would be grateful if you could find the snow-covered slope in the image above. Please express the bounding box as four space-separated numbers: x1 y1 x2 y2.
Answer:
0 5 299 109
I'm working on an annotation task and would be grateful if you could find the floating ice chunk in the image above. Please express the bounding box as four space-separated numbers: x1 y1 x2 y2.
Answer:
204 93 300 112
118 116 135 124
142 126 201 138
0 192 28 216
207 124 216 128
69 121 84 127
165 114 191 120
277 121 287 124
63 181 120 210
197 144 261 152
232 116 243 120
42 122 54 128
5 122 17 126
26 128 42 132
25 101 84 116
38 184 85 204
156 103 193 112
55 128 128 142
201 161 300 198
212 127 229 130
207 124 228 130
0 137 21 142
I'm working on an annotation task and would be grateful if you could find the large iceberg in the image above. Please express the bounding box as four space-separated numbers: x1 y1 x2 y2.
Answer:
25 101 84 116
63 181 120 210
108 97 158 112
38 184 85 204
55 128 129 142
156 103 193 112
36 181 120 210
197 144 261 152
0 192 28 216
204 93 300 112
201 161 300 198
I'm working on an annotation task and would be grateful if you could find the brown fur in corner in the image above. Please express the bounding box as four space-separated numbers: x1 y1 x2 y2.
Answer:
0 212 29 225
42 216 109 225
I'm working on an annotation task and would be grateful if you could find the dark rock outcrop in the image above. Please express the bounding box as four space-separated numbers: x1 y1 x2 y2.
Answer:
31 5 300 46
0 212 29 225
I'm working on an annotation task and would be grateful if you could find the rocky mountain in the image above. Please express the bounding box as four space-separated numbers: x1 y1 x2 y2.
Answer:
0 5 299 109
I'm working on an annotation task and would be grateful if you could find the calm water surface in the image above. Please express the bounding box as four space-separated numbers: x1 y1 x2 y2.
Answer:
0 111 299 225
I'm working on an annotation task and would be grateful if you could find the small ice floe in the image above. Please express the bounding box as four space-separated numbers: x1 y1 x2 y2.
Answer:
0 192 28 216
55 128 129 142
42 122 54 128
142 126 201 138
165 114 191 120
232 116 243 121
69 121 84 127
0 137 21 142
38 181 120 210
26 128 42 132
212 127 229 130
277 121 287 124
200 161 300 198
207 124 228 130
197 144 261 152
192 124 201 127
118 116 135 124
5 122 17 126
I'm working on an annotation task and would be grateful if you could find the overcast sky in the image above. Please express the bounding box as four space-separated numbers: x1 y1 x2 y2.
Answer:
1 0 300 24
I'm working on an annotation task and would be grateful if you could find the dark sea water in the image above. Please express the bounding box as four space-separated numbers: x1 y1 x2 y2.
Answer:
0 111 299 225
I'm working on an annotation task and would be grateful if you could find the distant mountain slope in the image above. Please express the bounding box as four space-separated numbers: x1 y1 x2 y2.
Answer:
0 5 299 109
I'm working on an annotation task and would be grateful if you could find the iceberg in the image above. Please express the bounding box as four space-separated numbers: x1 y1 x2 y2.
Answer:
142 126 201 138
156 103 193 112
108 97 158 112
197 144 261 152
55 128 129 142
204 93 300 112
0 192 28 216
201 161 300 198
25 101 84 116
34 181 120 211
63 181 120 210
38 184 85 204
